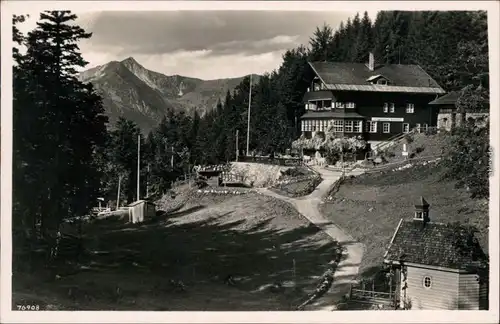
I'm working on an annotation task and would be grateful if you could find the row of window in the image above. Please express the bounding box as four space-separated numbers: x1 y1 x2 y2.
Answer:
302 120 429 134
306 101 356 110
366 122 429 134
383 103 415 113
301 119 362 133
332 120 363 133
306 101 416 113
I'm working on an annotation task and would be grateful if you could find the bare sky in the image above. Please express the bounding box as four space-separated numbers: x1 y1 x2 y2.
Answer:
16 10 378 80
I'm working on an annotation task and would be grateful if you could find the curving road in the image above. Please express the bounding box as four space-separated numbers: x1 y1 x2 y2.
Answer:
257 166 365 311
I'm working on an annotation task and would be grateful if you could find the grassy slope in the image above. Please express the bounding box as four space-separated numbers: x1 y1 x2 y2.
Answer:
381 133 450 164
13 193 338 311
319 163 489 278
271 177 322 198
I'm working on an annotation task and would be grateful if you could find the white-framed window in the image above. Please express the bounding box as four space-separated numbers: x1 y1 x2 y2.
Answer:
423 123 429 132
415 211 423 219
383 122 390 133
403 123 410 133
346 102 356 109
416 123 421 133
389 103 395 113
377 79 388 85
319 120 325 132
383 103 389 113
335 102 345 109
333 119 344 132
354 120 362 133
423 276 432 289
406 103 415 113
345 120 354 132
368 121 377 133
304 120 309 131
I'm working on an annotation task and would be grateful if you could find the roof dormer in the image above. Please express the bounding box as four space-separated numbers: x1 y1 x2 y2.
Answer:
367 74 392 85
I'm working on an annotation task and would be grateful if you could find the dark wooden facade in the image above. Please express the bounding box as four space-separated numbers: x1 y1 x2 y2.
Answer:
300 60 445 144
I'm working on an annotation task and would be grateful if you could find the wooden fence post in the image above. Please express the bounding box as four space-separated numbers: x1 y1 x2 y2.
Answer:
389 273 393 300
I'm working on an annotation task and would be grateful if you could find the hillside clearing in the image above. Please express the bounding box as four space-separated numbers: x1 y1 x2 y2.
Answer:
319 163 489 279
380 132 450 164
13 193 338 311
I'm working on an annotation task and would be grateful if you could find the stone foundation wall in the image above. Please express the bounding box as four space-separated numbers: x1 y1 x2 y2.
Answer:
437 112 488 131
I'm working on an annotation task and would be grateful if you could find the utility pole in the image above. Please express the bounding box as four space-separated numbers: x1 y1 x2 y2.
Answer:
137 134 141 201
246 74 253 156
146 164 150 198
116 174 122 210
235 129 239 162
171 145 174 169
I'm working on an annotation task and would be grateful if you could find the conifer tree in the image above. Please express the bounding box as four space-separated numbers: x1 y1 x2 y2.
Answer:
13 11 108 239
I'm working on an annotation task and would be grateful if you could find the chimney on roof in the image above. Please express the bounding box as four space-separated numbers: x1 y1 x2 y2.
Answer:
414 196 430 225
368 52 375 71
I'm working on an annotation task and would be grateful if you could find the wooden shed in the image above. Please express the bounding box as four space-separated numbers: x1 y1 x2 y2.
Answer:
128 200 156 224
384 197 488 310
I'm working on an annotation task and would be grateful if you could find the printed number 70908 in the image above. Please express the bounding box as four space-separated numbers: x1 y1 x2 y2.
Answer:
17 305 40 311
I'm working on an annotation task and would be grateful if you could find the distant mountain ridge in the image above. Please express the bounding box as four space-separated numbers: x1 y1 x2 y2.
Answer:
78 57 259 132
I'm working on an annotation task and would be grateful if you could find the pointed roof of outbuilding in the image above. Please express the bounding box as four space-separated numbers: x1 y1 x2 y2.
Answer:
415 196 430 208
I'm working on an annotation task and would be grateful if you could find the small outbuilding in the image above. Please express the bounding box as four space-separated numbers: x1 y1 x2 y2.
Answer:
128 200 156 224
384 197 488 310
429 89 489 131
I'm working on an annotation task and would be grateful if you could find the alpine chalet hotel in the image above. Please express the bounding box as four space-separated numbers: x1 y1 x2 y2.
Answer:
300 53 445 151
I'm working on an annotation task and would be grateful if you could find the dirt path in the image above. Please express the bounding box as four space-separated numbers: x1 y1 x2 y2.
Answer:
257 166 365 311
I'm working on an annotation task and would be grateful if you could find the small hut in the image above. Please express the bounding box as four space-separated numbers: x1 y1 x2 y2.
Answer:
128 200 156 224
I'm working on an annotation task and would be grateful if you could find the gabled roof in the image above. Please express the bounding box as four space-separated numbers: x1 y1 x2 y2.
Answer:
429 88 490 108
428 91 460 105
308 62 445 94
415 196 429 208
384 220 487 271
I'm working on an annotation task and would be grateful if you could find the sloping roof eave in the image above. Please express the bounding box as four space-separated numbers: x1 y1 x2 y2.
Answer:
326 83 445 94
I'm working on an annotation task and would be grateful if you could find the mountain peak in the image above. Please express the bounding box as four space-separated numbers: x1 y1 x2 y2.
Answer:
121 57 142 67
